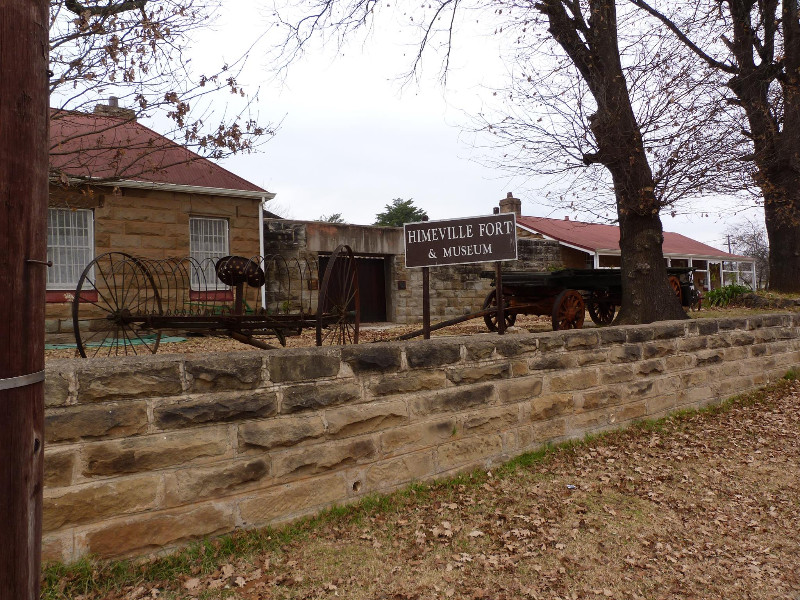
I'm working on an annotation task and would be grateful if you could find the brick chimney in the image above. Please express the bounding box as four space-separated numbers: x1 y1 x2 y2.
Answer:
499 192 521 218
93 96 136 121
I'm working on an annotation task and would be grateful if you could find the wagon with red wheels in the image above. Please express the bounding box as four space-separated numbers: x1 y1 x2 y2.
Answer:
70 244 360 357
481 267 697 332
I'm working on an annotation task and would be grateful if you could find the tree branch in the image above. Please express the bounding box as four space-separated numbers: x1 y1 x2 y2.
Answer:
64 0 147 17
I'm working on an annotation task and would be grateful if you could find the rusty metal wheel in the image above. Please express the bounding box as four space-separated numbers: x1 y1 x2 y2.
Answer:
668 275 683 304
482 289 517 332
551 289 585 331
72 252 162 358
587 290 616 326
316 245 360 345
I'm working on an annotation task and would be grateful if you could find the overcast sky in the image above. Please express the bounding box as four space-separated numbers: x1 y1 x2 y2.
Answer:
190 1 760 251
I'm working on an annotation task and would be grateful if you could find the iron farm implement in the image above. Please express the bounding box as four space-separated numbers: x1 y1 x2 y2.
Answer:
70 244 360 357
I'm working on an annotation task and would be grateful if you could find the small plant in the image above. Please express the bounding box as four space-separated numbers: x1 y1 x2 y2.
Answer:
783 369 799 381
704 283 752 307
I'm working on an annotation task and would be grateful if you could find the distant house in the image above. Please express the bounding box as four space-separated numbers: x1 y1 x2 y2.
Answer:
498 195 756 291
46 101 275 336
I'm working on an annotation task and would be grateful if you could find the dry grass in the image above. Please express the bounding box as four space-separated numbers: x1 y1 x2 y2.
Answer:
44 379 800 600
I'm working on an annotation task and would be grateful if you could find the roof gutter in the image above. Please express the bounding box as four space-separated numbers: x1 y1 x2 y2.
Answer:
54 176 276 201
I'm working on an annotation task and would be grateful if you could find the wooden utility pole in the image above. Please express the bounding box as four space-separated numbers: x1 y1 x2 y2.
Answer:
0 1 49 598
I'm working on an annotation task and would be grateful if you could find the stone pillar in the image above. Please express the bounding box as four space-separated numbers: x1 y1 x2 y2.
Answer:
499 192 521 218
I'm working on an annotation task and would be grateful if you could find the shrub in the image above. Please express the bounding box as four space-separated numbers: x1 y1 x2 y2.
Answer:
704 284 752 307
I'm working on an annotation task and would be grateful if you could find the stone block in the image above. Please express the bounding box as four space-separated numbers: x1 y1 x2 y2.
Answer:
665 355 693 370
599 364 635 385
625 379 656 398
164 458 270 505
636 359 666 377
44 368 72 407
239 415 326 451
494 336 539 357
749 344 767 357
44 448 77 488
538 332 566 352
616 401 647 422
405 341 462 368
239 473 348 526
153 391 277 430
680 385 715 405
574 349 608 366
464 340 497 361
568 409 614 433
81 427 230 477
368 370 448 396
729 331 756 346
547 369 598 392
626 326 655 343
708 335 732 349
530 392 574 420
460 405 520 434
511 359 529 377
45 402 148 443
281 381 361 414
646 395 678 416
642 341 676 359
680 370 710 387
325 400 409 437
45 319 60 334
563 330 600 350
410 383 494 416
677 336 707 352
41 532 73 564
695 350 724 367
447 362 510 385
184 355 263 392
380 418 456 455
85 503 234 558
76 361 182 403
651 322 687 340
722 346 748 361
341 345 402 372
272 436 378 479
695 320 719 335
268 350 341 382
575 389 621 412
609 344 642 363
531 418 567 442
718 317 748 331
495 377 543 406
598 327 627 345
364 451 436 491
436 434 503 471
529 353 574 370
43 475 160 532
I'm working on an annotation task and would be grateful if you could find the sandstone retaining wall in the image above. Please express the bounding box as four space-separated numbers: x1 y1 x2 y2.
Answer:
42 314 800 562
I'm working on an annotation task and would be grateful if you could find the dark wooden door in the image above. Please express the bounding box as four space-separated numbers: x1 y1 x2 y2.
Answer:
319 255 386 323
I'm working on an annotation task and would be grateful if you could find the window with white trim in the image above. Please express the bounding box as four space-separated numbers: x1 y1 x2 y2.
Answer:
47 208 94 289
189 217 229 289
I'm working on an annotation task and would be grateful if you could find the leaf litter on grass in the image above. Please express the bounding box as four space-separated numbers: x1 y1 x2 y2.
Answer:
45 381 800 600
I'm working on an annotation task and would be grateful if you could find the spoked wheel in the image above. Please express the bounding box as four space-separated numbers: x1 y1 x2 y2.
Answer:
587 290 616 326
551 289 585 331
482 289 516 332
316 245 360 345
668 276 683 304
72 252 163 358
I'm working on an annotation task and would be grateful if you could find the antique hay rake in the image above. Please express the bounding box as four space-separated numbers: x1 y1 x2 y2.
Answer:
71 244 360 357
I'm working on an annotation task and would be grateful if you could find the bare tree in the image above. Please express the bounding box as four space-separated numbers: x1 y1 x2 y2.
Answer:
628 0 800 293
49 0 275 183
270 0 693 323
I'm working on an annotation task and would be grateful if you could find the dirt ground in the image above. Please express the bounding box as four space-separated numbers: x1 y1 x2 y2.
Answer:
49 379 800 600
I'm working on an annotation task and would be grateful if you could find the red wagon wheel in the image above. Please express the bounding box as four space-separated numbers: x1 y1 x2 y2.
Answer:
316 245 360 345
668 275 683 304
551 289 585 331
482 289 517 332
587 290 616 326
72 252 163 358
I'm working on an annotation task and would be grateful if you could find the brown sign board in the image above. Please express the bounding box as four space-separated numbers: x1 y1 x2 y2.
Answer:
404 214 518 268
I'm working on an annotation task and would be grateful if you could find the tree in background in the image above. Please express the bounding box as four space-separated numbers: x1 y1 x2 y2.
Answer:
49 0 275 183
319 213 346 223
374 198 428 227
629 0 800 292
724 219 770 289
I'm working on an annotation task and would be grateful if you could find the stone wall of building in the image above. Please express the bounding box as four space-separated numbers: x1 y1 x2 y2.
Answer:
47 186 262 335
42 314 800 562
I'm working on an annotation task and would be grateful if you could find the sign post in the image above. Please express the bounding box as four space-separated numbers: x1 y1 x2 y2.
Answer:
404 214 517 337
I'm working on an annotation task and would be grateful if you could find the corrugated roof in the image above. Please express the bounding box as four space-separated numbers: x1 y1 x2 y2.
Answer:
49 109 266 194
517 215 750 260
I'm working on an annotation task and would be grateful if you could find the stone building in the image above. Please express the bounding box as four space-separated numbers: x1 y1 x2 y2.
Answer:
46 105 275 337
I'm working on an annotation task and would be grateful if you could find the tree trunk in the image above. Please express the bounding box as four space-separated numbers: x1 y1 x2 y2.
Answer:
763 188 800 292
0 1 49 598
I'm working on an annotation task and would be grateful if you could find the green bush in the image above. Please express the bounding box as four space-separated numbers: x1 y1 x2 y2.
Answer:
704 284 752 307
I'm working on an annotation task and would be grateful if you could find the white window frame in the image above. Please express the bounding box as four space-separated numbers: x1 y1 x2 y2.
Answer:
189 216 229 290
47 207 94 290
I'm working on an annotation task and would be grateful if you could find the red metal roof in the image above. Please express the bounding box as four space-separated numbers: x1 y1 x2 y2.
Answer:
49 109 265 193
517 215 748 260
